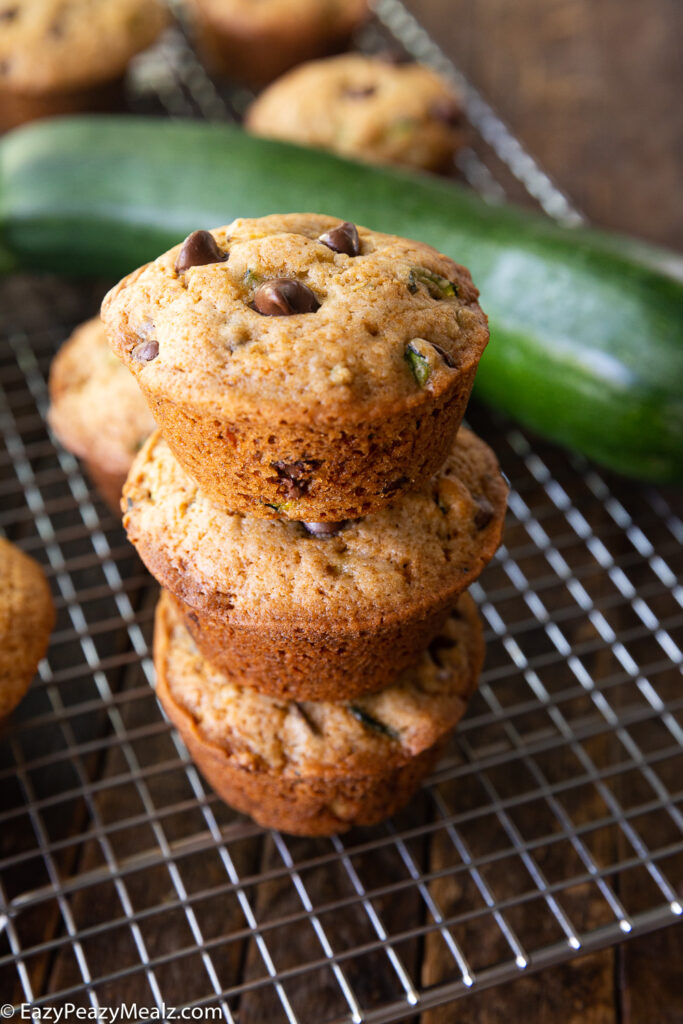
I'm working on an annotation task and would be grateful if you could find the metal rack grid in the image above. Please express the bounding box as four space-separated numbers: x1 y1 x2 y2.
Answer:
1 2 681 1020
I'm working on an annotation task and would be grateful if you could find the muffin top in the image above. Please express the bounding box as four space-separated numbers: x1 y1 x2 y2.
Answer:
190 0 367 34
0 537 54 716
246 54 464 170
102 213 488 422
123 426 507 625
156 588 483 775
48 317 156 478
0 0 168 92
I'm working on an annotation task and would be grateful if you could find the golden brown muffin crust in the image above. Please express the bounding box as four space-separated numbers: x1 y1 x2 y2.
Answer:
48 317 156 482
0 538 55 718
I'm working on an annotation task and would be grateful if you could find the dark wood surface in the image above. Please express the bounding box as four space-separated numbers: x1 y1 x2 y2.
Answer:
406 1 683 1021
406 0 683 250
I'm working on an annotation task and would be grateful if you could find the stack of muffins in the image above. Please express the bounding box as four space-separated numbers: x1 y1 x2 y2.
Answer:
101 213 507 836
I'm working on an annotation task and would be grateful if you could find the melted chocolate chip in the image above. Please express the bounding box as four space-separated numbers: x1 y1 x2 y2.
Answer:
302 521 348 538
131 340 159 363
253 279 320 316
473 496 495 531
430 98 463 127
430 342 457 368
0 6 18 21
428 635 457 668
381 475 409 496
318 221 361 257
271 459 321 499
175 230 228 274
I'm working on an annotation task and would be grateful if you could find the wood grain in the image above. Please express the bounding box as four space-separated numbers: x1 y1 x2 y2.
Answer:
404 0 682 249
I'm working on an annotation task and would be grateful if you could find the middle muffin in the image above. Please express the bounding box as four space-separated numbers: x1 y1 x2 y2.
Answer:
123 426 507 701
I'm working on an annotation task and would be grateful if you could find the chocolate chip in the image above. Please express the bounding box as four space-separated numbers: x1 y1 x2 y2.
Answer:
0 6 18 21
343 85 377 99
175 230 228 274
428 635 457 668
381 475 409 495
473 496 495 531
302 521 348 538
131 340 159 363
318 221 360 257
271 459 321 499
252 279 320 316
430 98 463 127
430 342 457 368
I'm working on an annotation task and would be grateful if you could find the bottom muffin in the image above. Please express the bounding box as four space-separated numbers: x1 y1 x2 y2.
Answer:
153 589 484 836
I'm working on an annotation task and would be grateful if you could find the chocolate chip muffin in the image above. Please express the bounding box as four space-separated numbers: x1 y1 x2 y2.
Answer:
123 426 505 700
0 538 54 718
185 0 369 89
48 318 156 512
0 0 168 131
154 588 483 835
102 213 489 521
246 54 464 172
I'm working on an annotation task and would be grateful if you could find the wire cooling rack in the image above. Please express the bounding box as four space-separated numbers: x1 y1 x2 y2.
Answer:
1 2 681 1020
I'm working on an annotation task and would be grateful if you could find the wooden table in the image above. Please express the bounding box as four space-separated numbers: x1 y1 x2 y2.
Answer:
406 0 682 251
403 1 683 1020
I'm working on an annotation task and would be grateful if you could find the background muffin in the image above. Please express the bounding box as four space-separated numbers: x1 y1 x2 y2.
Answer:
48 318 156 512
102 213 489 521
0 0 168 131
124 427 506 700
154 589 484 835
185 0 369 89
0 537 54 718
246 54 465 171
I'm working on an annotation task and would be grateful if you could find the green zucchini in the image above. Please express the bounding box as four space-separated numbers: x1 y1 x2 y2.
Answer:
1 116 681 483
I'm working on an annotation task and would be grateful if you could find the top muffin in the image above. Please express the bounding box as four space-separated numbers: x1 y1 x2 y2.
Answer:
0 0 168 92
102 213 488 519
103 213 486 414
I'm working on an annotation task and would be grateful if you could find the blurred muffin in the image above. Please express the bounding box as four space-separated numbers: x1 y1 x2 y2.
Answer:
246 54 464 171
0 0 169 131
0 538 54 718
48 317 156 512
154 588 484 835
185 0 369 88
